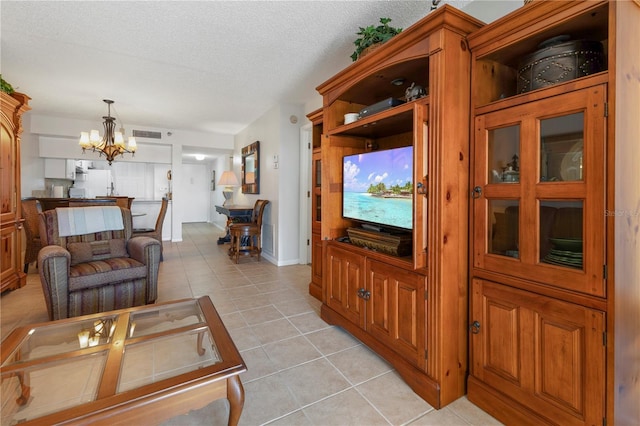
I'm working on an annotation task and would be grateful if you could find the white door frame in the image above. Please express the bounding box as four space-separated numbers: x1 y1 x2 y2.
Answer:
299 123 312 264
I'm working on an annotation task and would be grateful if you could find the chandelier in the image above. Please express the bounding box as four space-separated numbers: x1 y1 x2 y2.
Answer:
79 99 137 165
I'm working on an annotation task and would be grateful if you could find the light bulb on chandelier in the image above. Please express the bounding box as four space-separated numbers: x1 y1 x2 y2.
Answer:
79 99 137 165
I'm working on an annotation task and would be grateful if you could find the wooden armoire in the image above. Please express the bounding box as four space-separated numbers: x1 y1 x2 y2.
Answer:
1 91 30 292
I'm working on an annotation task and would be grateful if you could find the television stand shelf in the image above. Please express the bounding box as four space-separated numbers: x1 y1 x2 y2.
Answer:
347 227 412 257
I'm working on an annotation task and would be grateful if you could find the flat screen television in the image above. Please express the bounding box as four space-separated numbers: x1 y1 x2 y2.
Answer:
342 146 413 231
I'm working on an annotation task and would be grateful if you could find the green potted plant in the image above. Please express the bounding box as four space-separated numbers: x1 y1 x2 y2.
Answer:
351 18 402 62
0 75 15 95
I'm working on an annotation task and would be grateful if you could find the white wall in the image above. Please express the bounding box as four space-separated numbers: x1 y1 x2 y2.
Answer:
210 155 231 229
460 0 521 23
179 163 210 223
234 103 304 266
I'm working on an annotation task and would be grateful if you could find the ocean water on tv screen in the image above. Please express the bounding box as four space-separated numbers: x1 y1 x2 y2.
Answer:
343 192 412 230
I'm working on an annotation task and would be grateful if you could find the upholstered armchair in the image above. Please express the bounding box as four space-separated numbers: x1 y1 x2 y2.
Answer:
38 206 161 320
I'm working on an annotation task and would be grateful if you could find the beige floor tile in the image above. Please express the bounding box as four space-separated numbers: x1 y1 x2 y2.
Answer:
265 288 308 304
2 223 502 426
250 318 301 345
446 397 504 426
305 326 361 356
210 299 239 316
233 296 274 311
287 311 331 334
255 281 288 293
262 335 322 371
278 358 350 407
356 371 434 425
228 325 262 351
226 285 262 300
302 388 391 426
272 298 316 317
264 409 312 425
240 305 284 326
327 344 393 385
221 311 249 330
239 346 278 383
408 406 469 425
238 374 300 426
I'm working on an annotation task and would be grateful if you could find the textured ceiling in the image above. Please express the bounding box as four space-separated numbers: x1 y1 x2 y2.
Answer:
1 1 483 135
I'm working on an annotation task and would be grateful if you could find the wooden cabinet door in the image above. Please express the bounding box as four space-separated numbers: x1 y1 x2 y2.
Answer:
309 149 323 299
325 244 365 327
310 232 323 292
472 86 606 297
0 218 21 289
470 279 605 426
1 100 25 292
366 259 425 369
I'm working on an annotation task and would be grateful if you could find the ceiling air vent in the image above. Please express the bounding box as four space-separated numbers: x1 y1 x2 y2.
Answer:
132 130 162 139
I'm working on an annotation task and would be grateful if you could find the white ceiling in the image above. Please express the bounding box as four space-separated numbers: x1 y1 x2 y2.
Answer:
2 0 484 161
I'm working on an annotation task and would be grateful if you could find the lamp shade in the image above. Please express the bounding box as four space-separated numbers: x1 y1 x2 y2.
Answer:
218 171 239 186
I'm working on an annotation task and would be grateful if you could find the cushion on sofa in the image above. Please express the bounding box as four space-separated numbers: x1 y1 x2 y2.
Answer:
68 239 129 266
69 257 146 291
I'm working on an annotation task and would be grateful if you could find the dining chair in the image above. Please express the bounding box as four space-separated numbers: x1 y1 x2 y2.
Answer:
132 197 169 261
21 198 42 273
228 199 269 263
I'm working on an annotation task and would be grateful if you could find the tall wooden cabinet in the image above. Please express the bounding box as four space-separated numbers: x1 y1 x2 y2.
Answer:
306 108 323 301
315 6 483 408
1 91 30 292
467 1 639 424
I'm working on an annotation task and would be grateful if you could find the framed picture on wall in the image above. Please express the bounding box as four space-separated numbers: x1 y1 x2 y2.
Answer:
211 170 216 191
241 141 260 194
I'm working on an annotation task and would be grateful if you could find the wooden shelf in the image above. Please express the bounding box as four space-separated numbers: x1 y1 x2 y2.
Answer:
328 102 416 138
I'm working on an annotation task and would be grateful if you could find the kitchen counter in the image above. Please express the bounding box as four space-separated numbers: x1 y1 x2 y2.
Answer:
36 198 117 211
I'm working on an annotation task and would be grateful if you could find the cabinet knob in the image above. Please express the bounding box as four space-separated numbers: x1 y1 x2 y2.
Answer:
471 186 482 199
357 288 371 300
469 320 481 334
417 175 428 197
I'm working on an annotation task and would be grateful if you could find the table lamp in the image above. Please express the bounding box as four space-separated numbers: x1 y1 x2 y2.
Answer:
218 171 239 206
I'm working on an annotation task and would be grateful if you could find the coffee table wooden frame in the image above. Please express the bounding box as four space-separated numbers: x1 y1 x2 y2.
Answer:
1 296 246 425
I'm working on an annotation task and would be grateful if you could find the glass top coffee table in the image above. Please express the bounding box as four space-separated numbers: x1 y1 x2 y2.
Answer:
1 296 246 426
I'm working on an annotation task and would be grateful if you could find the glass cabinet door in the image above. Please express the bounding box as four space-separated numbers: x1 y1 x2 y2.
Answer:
313 151 322 223
473 86 606 296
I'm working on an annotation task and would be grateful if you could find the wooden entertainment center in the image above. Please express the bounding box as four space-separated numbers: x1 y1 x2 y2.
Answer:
310 6 483 408
309 1 639 423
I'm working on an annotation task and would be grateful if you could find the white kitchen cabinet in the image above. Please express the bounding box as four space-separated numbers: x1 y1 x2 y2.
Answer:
44 158 76 180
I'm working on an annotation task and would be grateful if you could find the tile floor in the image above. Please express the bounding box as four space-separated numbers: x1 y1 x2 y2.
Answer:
1 222 502 426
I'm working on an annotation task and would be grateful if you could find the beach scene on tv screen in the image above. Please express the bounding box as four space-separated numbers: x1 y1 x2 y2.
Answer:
343 146 413 230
